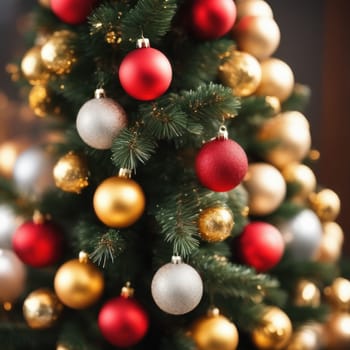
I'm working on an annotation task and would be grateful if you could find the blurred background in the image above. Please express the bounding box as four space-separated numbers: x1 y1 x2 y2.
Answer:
0 0 349 251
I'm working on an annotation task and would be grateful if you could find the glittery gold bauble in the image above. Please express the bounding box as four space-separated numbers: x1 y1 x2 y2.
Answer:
41 30 76 75
323 312 350 350
21 46 50 85
286 323 324 350
257 111 311 169
28 84 58 118
0 139 29 178
309 189 341 222
234 16 280 60
93 174 145 228
255 58 295 102
218 50 261 97
324 278 350 312
54 253 104 309
243 163 286 216
294 279 321 307
236 0 273 19
191 308 239 350
252 307 292 350
315 222 344 263
53 151 89 193
281 163 316 203
198 207 234 242
23 288 63 329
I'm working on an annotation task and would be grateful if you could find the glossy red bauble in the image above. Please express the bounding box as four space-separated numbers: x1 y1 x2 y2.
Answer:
12 219 63 268
51 0 98 25
118 47 172 101
98 296 149 347
195 138 248 192
190 0 237 39
237 222 284 272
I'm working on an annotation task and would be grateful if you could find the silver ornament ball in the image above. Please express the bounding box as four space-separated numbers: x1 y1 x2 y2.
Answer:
13 147 54 201
0 249 27 303
76 94 127 149
151 257 203 315
278 209 322 261
0 204 23 249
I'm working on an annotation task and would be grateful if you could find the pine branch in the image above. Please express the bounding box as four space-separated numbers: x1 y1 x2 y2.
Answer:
282 83 311 112
160 331 195 350
111 127 157 171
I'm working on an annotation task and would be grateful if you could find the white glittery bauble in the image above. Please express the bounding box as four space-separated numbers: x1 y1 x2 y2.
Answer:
0 249 27 302
0 204 23 249
151 258 203 315
13 147 54 200
278 209 322 261
76 97 127 149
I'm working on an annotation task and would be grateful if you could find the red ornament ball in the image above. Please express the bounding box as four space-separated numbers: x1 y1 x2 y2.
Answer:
190 0 237 39
98 296 149 347
12 218 63 268
237 222 284 272
118 47 172 101
195 138 248 192
51 0 97 25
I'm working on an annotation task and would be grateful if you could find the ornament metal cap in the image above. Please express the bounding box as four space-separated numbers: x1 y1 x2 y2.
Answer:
79 251 89 263
94 88 106 99
217 125 228 140
118 168 132 178
121 282 134 298
136 37 150 48
171 256 182 264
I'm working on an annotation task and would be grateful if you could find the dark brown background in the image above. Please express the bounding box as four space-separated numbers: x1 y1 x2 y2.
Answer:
1 1 349 252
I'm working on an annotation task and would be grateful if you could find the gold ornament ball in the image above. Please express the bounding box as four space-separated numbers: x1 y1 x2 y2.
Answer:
323 312 350 350
41 30 76 75
53 151 89 194
218 50 261 97
236 0 273 20
315 222 344 263
38 0 51 8
243 163 286 216
286 323 324 350
198 207 234 242
54 254 104 309
257 111 311 169
281 163 316 203
23 288 63 329
28 84 60 118
294 279 321 307
324 278 350 312
309 188 341 222
21 46 50 85
93 175 145 228
191 308 239 350
252 307 292 350
234 16 280 60
255 58 295 102
0 139 29 178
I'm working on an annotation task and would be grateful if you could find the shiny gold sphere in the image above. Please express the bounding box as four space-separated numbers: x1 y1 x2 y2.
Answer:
218 50 261 97
54 257 104 309
21 46 50 85
257 111 311 169
323 312 350 350
23 288 63 329
53 151 89 194
294 279 321 307
309 189 341 222
93 176 146 228
324 278 350 312
243 163 286 216
255 58 295 102
191 308 239 350
286 323 324 350
198 207 234 242
28 84 61 118
0 139 29 178
234 16 280 60
252 307 292 350
281 163 316 203
236 0 273 20
315 222 344 263
41 30 76 75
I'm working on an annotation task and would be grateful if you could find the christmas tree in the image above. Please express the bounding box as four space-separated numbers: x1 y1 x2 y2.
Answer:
0 0 349 349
